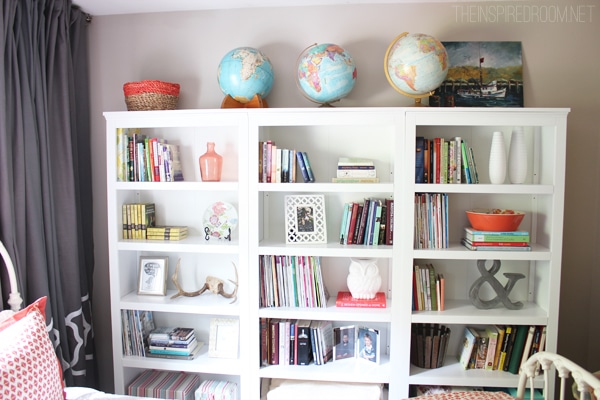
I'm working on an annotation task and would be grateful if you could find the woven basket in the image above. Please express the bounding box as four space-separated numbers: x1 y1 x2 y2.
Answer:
123 80 180 111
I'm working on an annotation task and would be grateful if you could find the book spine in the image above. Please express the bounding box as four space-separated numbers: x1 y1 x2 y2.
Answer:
337 169 377 178
301 152 315 182
507 325 530 374
461 141 471 184
385 198 394 245
339 203 350 244
296 151 310 183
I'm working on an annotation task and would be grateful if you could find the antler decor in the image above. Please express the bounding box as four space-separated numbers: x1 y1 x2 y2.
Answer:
170 259 238 304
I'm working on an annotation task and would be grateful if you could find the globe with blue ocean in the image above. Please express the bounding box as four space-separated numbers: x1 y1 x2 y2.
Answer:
296 43 357 106
217 47 274 104
384 32 449 105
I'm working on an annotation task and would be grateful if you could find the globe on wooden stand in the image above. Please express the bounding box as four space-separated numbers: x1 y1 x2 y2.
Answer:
217 47 274 109
221 94 268 108
384 32 449 106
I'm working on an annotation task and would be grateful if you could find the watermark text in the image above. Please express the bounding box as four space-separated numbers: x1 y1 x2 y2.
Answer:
454 4 595 23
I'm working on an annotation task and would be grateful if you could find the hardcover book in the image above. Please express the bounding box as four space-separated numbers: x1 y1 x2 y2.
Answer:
295 320 313 366
149 327 195 341
335 291 386 308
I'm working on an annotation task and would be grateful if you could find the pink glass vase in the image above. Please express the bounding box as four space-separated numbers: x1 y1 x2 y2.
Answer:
199 142 223 182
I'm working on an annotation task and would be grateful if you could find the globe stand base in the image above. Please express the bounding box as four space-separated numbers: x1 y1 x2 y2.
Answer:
221 94 268 109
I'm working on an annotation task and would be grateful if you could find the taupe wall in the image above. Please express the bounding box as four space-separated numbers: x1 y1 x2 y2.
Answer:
88 1 600 392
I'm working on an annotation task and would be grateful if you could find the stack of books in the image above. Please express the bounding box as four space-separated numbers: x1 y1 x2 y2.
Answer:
332 157 379 183
147 327 203 360
146 225 189 241
461 227 531 251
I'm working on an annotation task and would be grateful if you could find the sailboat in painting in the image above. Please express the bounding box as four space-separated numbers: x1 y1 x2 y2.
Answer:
439 41 523 107
457 57 506 99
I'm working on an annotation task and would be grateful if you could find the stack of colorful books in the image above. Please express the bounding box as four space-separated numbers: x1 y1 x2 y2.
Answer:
147 327 203 359
332 157 379 183
146 225 189 241
461 227 531 251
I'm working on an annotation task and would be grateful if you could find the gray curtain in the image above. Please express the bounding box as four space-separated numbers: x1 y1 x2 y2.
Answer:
0 0 97 388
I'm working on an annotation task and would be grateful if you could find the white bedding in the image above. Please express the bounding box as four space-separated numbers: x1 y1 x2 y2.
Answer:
65 387 156 400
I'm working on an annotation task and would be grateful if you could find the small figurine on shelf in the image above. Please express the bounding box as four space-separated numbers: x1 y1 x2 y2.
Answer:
199 142 223 182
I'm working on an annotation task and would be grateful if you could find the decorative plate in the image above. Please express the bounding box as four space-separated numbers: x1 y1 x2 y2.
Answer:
203 201 238 241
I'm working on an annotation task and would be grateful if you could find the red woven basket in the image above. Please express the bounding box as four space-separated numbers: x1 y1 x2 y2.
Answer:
123 80 180 111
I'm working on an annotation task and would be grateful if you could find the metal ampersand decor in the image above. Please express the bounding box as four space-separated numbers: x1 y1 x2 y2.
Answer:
469 259 525 310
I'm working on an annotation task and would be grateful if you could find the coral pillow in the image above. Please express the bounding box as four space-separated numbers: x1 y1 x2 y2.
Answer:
0 296 65 399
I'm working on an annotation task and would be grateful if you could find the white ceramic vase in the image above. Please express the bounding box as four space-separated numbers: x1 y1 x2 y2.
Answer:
488 131 507 184
346 258 381 300
508 127 527 184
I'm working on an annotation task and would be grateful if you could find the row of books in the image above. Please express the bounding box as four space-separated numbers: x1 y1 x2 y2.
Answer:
462 227 531 251
121 309 156 357
259 255 328 308
458 325 546 374
410 323 451 369
414 193 449 249
128 370 200 399
416 136 479 184
339 198 394 246
334 157 379 183
116 128 184 182
413 264 445 311
259 141 315 183
122 202 156 239
147 326 202 360
260 319 335 367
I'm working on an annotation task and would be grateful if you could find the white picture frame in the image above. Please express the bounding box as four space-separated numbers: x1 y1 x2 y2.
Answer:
137 256 168 296
284 194 327 244
208 318 239 359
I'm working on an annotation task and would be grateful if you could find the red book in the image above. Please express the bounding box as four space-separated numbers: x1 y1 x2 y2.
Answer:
335 291 386 308
434 137 441 183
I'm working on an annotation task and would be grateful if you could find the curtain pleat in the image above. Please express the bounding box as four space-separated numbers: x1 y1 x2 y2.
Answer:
0 0 97 388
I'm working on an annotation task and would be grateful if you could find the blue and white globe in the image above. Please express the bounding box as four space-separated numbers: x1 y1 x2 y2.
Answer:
384 32 448 102
297 43 357 105
217 47 274 104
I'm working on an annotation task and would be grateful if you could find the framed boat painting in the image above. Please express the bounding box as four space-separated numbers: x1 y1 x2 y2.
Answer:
434 41 523 107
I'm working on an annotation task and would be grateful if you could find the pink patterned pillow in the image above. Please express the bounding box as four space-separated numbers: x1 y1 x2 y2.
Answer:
0 297 65 399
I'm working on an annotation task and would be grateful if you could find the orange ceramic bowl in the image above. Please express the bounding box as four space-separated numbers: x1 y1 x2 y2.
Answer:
465 209 525 232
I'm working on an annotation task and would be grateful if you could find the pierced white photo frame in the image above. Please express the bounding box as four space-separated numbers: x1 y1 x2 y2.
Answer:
137 256 168 296
285 194 327 244
208 318 239 359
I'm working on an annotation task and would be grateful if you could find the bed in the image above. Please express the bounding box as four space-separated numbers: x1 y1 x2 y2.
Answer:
1 239 599 400
0 240 155 400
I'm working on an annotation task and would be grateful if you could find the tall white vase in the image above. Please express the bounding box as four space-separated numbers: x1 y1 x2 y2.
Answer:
508 127 527 184
488 131 507 184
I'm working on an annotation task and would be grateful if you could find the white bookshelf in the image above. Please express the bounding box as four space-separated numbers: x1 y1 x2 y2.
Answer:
105 107 568 399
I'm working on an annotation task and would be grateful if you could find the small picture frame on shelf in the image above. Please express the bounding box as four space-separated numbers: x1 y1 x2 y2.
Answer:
137 256 168 296
284 194 327 244
208 318 239 359
357 326 380 364
333 325 356 361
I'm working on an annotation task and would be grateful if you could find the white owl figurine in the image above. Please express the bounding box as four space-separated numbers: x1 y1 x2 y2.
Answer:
346 258 381 299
